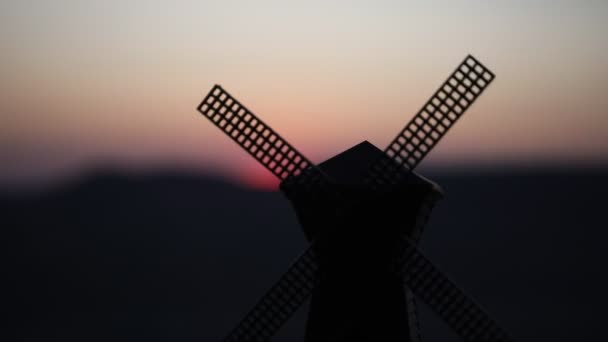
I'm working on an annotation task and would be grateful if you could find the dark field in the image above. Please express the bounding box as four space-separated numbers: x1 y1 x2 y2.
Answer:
3 168 607 341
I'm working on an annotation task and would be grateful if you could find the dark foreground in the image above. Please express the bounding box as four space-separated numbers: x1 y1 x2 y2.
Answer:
3 168 607 341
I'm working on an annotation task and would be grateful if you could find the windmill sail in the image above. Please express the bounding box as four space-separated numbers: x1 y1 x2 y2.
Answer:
198 85 314 180
396 236 513 342
368 55 495 186
222 247 318 342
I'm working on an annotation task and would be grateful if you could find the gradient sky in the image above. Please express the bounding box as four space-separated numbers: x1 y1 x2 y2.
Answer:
1 1 607 189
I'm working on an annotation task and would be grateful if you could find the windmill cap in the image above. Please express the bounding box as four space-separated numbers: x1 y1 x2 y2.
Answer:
317 140 442 193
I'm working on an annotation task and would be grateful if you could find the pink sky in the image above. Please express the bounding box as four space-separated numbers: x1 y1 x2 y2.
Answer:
1 1 607 190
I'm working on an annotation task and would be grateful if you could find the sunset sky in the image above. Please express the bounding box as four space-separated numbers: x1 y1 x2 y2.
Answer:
1 1 607 189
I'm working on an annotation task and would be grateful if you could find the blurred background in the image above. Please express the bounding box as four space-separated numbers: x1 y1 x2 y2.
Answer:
2 0 607 341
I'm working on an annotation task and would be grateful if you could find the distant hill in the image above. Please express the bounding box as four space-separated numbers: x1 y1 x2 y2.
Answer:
3 169 607 341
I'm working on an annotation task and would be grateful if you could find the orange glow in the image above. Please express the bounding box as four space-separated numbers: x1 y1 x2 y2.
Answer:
238 165 280 191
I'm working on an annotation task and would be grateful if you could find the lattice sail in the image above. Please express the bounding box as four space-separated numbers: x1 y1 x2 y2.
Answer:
198 85 313 181
222 232 514 342
396 236 513 342
370 55 495 186
223 248 318 342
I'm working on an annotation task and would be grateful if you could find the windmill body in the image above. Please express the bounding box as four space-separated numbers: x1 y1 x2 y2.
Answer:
281 141 442 341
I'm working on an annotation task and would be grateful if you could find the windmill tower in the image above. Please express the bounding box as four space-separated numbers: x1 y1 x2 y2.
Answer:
198 55 513 342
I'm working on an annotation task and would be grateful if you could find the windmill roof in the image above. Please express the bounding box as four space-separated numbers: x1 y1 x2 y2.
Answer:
318 140 441 192
318 141 384 185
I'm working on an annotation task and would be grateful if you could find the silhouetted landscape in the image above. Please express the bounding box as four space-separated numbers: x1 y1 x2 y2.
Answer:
3 168 607 341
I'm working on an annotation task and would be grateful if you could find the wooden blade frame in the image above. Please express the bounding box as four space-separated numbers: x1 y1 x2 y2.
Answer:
368 55 495 187
395 236 513 342
198 85 313 181
223 248 318 342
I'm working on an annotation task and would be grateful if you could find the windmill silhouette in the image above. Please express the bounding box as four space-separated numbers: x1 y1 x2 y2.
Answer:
197 55 513 342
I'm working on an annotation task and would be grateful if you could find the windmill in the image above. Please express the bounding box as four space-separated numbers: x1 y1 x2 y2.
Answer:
197 55 513 342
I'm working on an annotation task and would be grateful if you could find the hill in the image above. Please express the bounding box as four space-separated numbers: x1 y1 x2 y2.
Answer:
3 169 607 341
